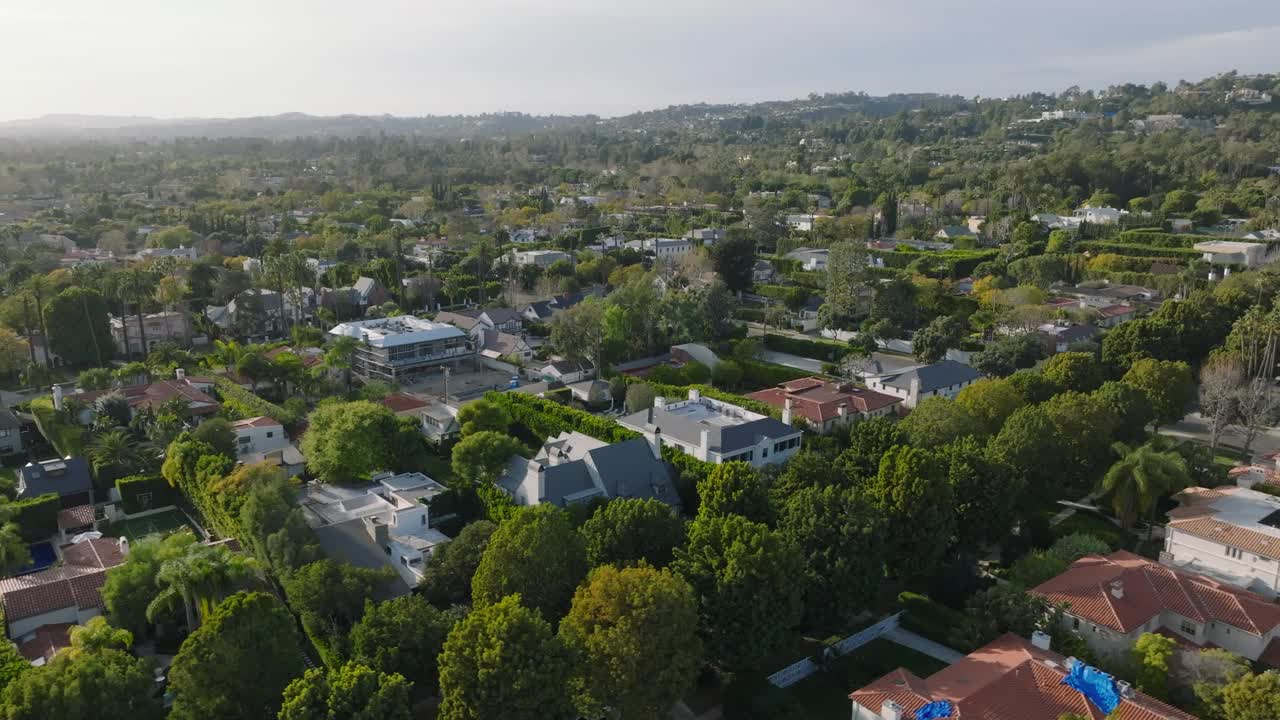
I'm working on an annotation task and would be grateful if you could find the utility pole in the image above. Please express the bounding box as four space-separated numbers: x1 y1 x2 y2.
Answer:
443 366 450 404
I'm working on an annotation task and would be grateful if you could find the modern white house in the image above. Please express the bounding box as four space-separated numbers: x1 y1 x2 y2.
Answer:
1163 486 1280 598
618 389 802 468
785 247 829 271
866 360 982 409
509 249 572 267
1072 206 1125 224
328 316 475 383
1193 240 1268 268
1033 551 1280 666
230 416 287 457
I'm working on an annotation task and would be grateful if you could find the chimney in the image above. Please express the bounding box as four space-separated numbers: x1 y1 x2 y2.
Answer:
117 537 130 556
1030 630 1051 651
175 368 186 381
909 374 921 402
52 384 64 411
1109 580 1124 600
838 403 848 420
1116 680 1135 699
648 426 663 460
782 397 793 426
654 396 667 410
880 700 903 720
698 428 710 461
688 388 701 402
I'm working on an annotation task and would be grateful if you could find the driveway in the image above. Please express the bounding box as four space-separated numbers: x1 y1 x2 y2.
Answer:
1161 412 1280 458
759 350 825 373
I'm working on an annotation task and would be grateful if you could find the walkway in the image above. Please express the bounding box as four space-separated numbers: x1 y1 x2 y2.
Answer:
1049 493 1102 526
759 349 825 373
883 626 966 664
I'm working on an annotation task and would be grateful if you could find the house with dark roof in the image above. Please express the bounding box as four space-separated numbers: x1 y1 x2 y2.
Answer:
520 292 586 323
747 377 902 432
866 360 982 409
618 389 802 468
1032 550 1280 667
1037 323 1102 354
538 359 595 384
849 633 1195 720
0 537 127 652
497 431 681 509
0 409 23 456
16 457 94 508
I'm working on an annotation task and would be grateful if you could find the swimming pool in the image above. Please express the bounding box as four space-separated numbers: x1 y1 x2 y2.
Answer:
15 542 56 575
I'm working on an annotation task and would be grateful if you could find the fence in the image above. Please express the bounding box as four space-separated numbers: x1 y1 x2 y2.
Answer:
766 612 903 689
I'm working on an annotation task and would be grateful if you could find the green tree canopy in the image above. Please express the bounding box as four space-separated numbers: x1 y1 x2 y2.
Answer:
450 431 525 488
941 437 1023 548
300 401 400 482
779 484 885 626
1122 358 1193 428
1041 352 1105 393
695 461 773 524
422 520 496 607
579 498 686 569
472 505 589 622
190 417 237 458
456 399 511 437
349 595 460 696
278 662 412 720
866 445 956 581
954 378 1026 437
900 397 978 448
42 286 113 366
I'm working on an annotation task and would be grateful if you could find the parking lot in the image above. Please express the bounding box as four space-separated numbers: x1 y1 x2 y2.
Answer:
402 367 516 403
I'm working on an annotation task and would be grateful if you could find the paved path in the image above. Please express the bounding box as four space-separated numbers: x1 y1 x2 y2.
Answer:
1162 413 1280 458
759 349 826 373
883 626 966 664
1050 493 1103 526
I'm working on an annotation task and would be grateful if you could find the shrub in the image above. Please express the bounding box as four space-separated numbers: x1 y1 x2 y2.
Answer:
116 473 176 514
13 493 60 541
213 377 300 426
762 334 851 362
898 592 972 649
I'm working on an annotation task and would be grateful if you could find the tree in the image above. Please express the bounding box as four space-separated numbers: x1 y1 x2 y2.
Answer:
324 335 359 396
580 498 686 568
283 560 395 650
0 640 27 698
350 595 458 695
696 461 773 524
942 437 1023 548
472 505 589 621
780 484 885 626
954 378 1025 437
866 446 955 580
823 241 869 326
624 382 655 414
1199 356 1243 453
146 539 258 632
710 359 744 389
450 431 525 488
42 286 113 366
1041 352 1104 393
671 514 801 672
0 327 28 378
1187 648 1250 720
301 401 399 482
912 315 965 363
437 595 575 720
456 399 511 436
551 298 607 369
709 233 756 293
1093 380 1154 443
422 520 496 607
155 275 190 347
1132 632 1177 700
103 530 200 636
1220 671 1280 720
1122 358 1193 429
87 428 148 483
190 417 237 457
1233 375 1278 456
1099 441 1189 528
168 592 305 720
900 397 977 447
560 565 703 719
235 350 273 392
1007 534 1111 588
278 662 412 720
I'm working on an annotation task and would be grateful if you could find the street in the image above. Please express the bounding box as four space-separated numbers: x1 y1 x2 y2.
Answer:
1161 412 1280 459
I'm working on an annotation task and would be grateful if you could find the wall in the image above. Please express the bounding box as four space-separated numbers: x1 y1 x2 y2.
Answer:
767 613 902 689
1164 528 1280 598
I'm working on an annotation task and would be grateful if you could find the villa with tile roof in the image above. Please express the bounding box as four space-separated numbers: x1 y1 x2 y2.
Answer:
849 633 1195 720
1032 550 1280 667
1163 485 1280 598
747 377 901 432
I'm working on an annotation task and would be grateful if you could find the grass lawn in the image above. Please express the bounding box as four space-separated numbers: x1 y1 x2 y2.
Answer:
1051 510 1129 549
778 638 947 720
107 508 200 542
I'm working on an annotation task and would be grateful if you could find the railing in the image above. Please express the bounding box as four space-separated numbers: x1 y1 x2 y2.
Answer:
766 612 903 689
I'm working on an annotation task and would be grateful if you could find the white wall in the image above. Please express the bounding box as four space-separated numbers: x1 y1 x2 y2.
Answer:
1164 528 1280 598
235 424 287 456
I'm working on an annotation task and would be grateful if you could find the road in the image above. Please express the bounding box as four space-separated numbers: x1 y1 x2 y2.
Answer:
1161 412 1280 459
759 347 920 378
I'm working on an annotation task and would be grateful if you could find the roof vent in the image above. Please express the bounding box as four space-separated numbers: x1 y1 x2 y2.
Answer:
1109 581 1124 599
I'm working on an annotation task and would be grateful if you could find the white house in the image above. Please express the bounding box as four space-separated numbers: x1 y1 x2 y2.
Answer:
1072 206 1125 224
866 360 982 409
1163 486 1280 598
618 389 803 468
785 247 829 271
230 416 287 457
509 249 572 267
538 359 595 384
1193 240 1268 268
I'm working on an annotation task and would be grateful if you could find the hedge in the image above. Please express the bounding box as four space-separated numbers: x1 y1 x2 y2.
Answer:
621 378 783 420
29 396 87 457
13 493 60 542
212 377 300 426
1076 241 1203 259
1114 230 1197 248
868 249 999 278
898 592 974 652
733 307 766 322
1251 483 1280 499
116 473 176 514
762 334 852 362
738 359 813 390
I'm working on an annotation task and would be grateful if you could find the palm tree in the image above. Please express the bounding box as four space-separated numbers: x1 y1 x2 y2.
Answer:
146 543 257 631
1098 441 1190 531
325 335 359 396
155 275 190 348
87 428 148 480
123 268 157 355
22 274 53 366
103 270 133 358
206 338 245 373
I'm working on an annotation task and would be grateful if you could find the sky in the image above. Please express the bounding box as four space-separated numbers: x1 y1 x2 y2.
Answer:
1 0 1278 120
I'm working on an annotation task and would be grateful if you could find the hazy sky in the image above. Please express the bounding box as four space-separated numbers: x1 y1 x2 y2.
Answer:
2 0 1277 120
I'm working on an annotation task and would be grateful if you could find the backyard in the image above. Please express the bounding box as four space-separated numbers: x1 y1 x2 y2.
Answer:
776 638 948 719
106 508 202 543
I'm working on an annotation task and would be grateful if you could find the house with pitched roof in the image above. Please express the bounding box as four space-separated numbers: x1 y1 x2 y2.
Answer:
866 360 982 409
16 457 94 508
1163 485 1280 598
230 416 287 457
497 431 681 510
70 377 221 425
1032 550 1280 667
746 377 901 432
849 633 1194 720
618 389 802 467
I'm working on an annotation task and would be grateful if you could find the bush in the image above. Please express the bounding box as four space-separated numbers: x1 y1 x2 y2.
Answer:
1076 241 1203 260
738 359 812 390
116 474 176 514
898 592 972 649
1252 483 1280 499
29 396 86 456
212 377 300 427
13 493 60 541
621 377 782 419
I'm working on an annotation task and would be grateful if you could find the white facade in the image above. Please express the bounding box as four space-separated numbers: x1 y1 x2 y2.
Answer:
619 389 803 468
1072 206 1125 224
1056 604 1280 664
1193 241 1268 268
1163 487 1280 598
231 417 287 457
510 249 572 267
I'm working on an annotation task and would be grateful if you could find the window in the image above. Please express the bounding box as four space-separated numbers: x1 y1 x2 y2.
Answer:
761 448 768 458
1180 620 1197 636
266 431 274 438
237 436 250 445
1225 547 1243 560
421 515 427 526
0 429 11 438
1072 617 1080 630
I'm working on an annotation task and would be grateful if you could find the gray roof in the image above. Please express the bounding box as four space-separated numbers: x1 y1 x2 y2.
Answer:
1049 324 1101 343
479 307 522 326
0 409 20 430
585 438 681 507
353 276 379 298
881 360 982 394
16 457 92 500
672 343 720 368
498 456 599 507
312 519 412 598
620 408 797 455
548 359 593 374
524 301 553 319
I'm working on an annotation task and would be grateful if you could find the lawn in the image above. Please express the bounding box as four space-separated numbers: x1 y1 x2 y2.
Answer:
107 508 200 542
1051 510 1129 549
777 638 948 720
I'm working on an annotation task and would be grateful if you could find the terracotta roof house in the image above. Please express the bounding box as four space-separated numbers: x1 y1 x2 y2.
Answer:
0 538 127 643
1032 550 1280 667
72 378 221 423
849 633 1195 720
1163 485 1280 598
1097 304 1138 328
747 377 902 432
381 393 431 416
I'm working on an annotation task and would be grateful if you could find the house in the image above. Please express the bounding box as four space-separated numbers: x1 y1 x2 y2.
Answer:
539 360 595 384
1037 323 1102 354
350 276 389 309
16 457 94 508
328 316 475 383
790 295 824 332
785 214 822 232
1031 212 1082 230
625 238 695 260
108 311 193 355
1032 550 1280 667
509 228 547 244
1059 283 1157 308
207 288 315 339
477 329 534 362
1194 240 1268 268
69 376 221 424
131 245 198 261
785 247 829 271
1096 305 1137 328
241 445 307 478
747 377 901 432
752 259 775 283
301 472 453 593
0 537 127 659
509 249 572 267
934 225 976 241
848 633 1195 720
521 292 587 323
1072 206 1125 224
1243 229 1280 242
230 416 287 457
618 389 803 468
1163 485 1280 598
0 409 24 456
497 431 681 509
684 228 725 246
381 393 461 444
867 360 981 409
671 343 720 369
1170 218 1194 233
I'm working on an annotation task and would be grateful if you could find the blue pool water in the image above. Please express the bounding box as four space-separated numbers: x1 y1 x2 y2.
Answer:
15 542 56 575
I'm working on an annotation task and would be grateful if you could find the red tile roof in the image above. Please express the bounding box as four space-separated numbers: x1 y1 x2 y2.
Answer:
1098 305 1137 318
381 393 430 413
0 539 126 622
56 505 95 530
76 379 221 416
1032 551 1280 637
746 377 901 424
850 634 1195 720
230 415 280 429
16 622 74 663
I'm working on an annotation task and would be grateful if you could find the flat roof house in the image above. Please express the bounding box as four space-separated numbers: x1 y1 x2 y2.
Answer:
329 316 475 383
1194 240 1268 268
1163 485 1280 598
497 431 681 509
747 377 902 432
867 360 981 409
618 389 802 468
1032 550 1280 668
